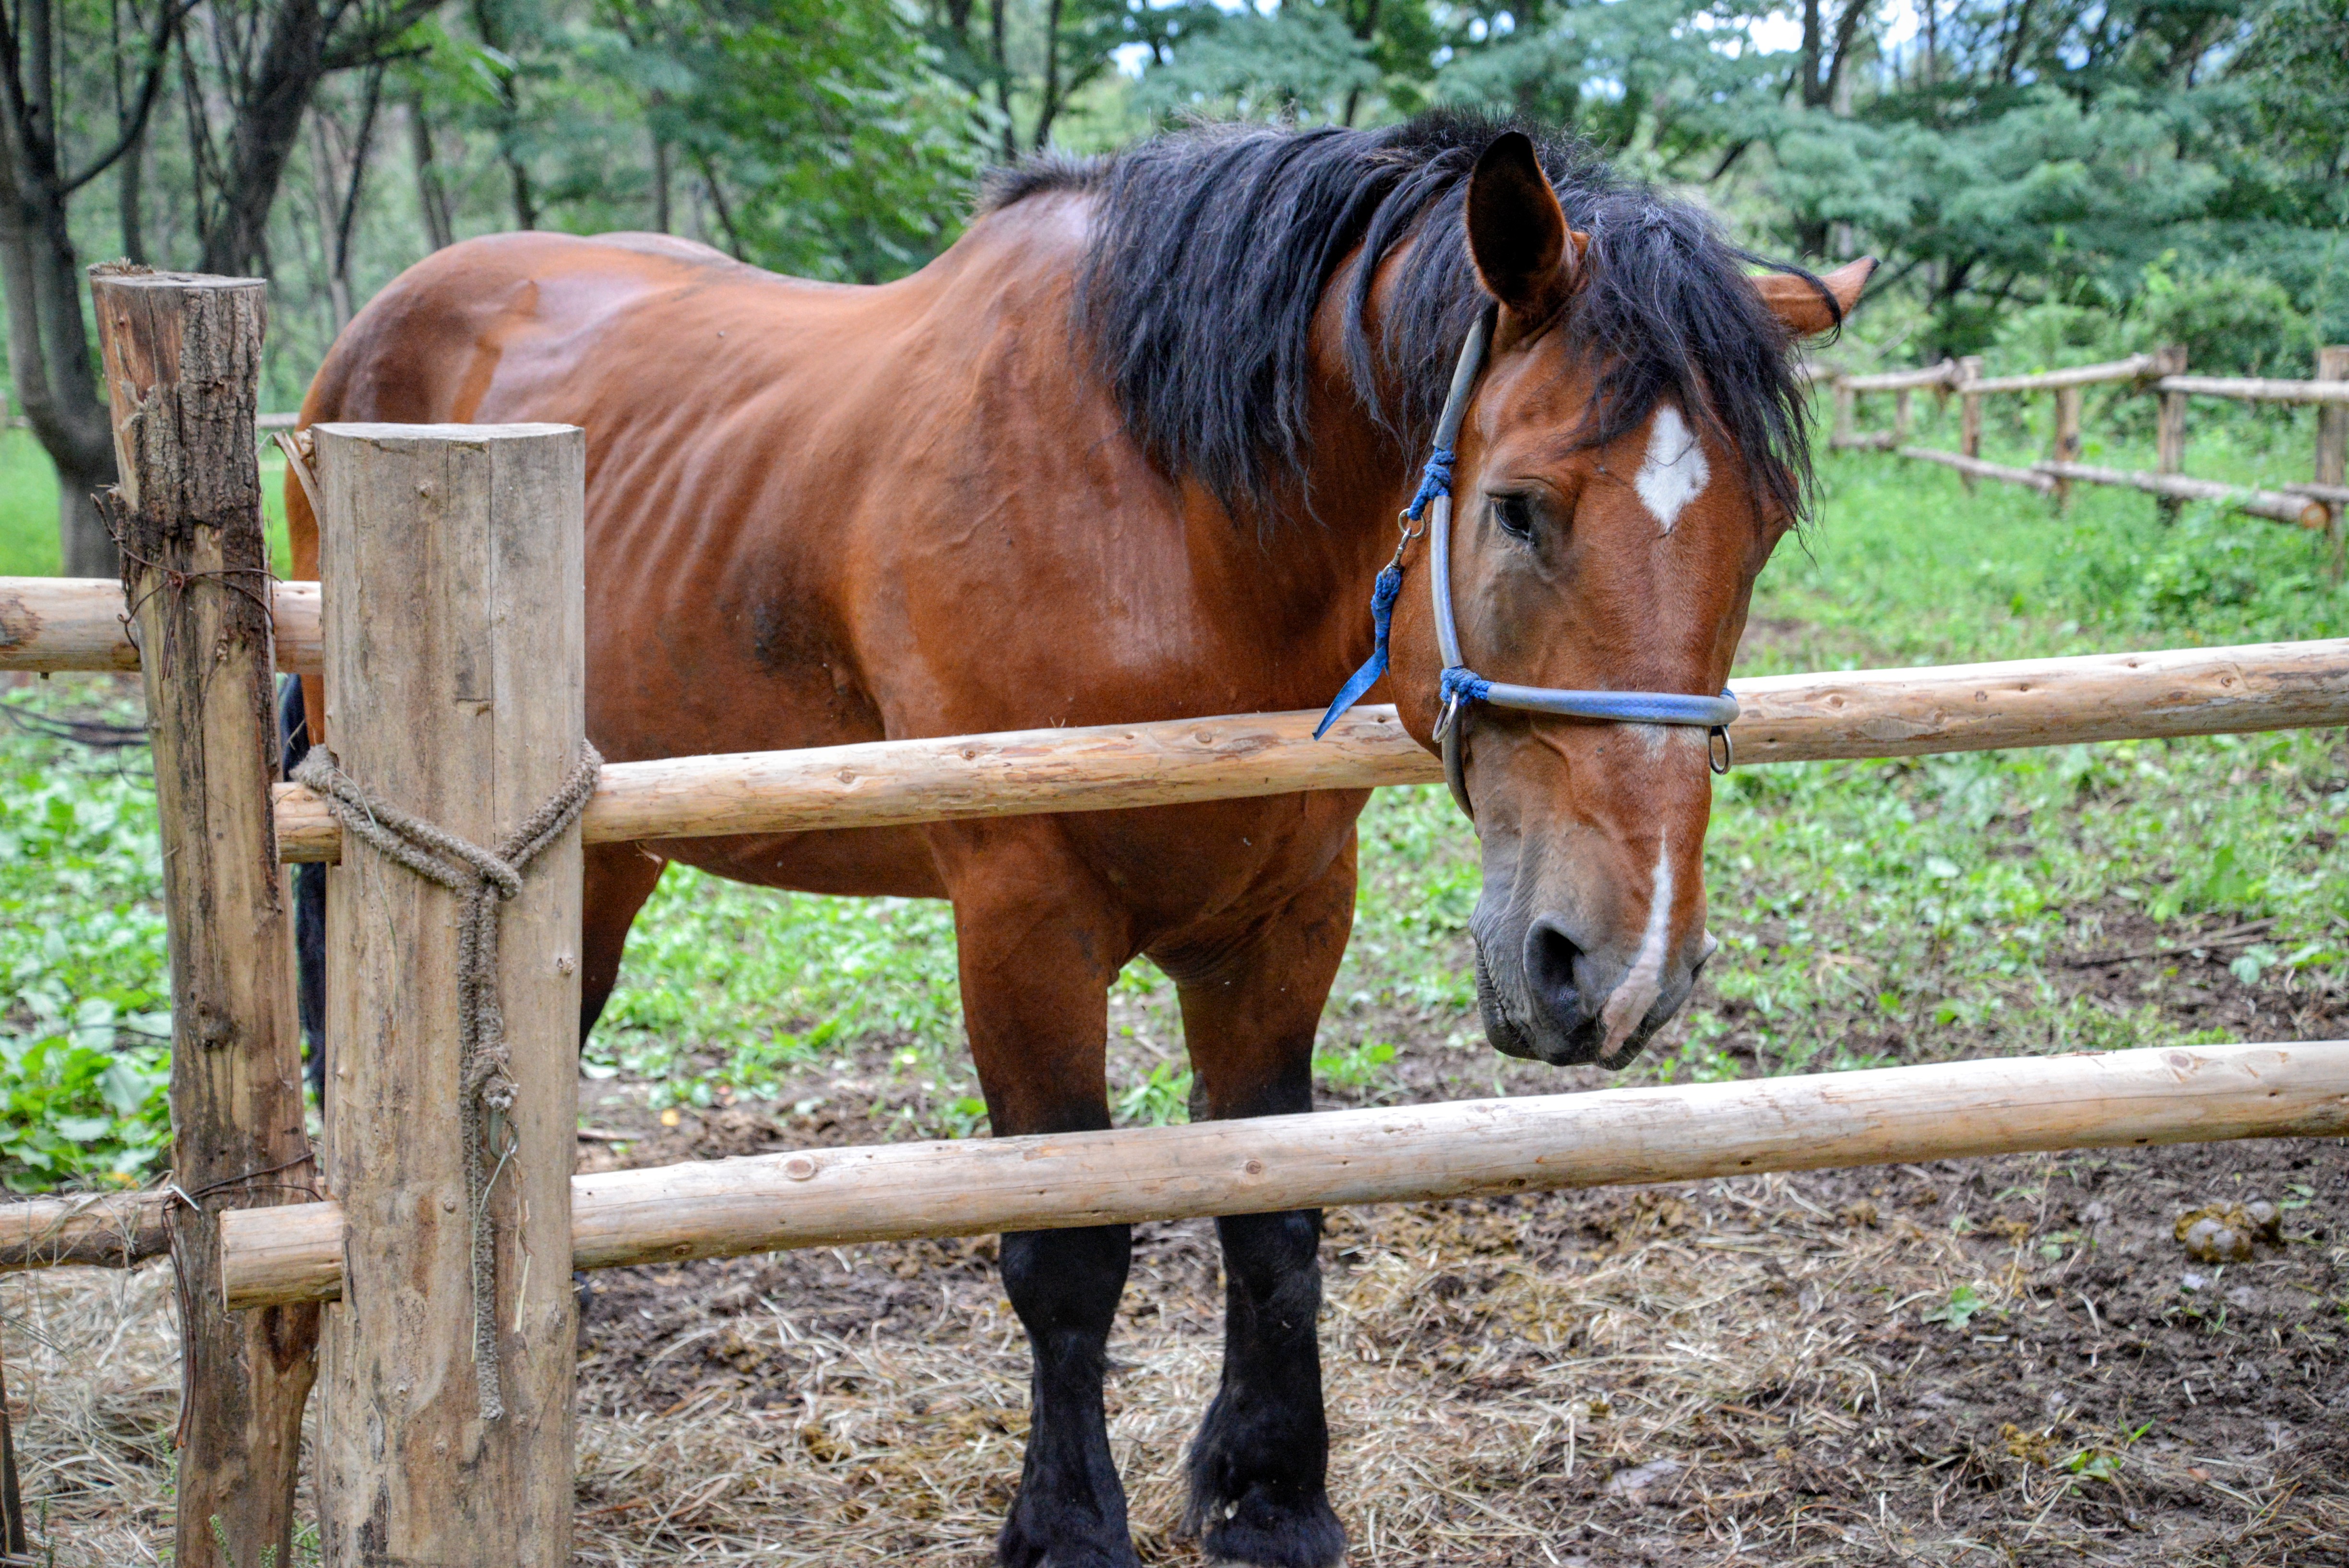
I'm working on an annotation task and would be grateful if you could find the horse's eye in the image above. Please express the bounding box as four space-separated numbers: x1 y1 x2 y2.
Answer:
1490 492 1538 541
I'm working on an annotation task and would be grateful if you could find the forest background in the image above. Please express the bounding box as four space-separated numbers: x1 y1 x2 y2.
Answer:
0 0 2341 573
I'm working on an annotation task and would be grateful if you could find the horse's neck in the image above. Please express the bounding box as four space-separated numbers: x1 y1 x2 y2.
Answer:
1181 383 1413 695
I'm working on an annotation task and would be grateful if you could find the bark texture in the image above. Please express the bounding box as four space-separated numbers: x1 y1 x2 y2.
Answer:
89 268 320 1568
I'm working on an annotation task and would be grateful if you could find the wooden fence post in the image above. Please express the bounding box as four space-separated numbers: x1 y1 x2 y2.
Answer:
1956 356 1984 491
2050 385 2083 512
87 269 320 1568
2155 344 2189 523
2316 346 2347 580
312 423 584 1567
1831 375 1854 449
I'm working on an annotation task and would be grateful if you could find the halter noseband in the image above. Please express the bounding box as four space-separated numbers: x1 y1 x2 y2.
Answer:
1314 308 1739 820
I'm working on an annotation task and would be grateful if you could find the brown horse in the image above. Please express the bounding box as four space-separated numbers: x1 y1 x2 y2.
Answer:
287 117 1866 1567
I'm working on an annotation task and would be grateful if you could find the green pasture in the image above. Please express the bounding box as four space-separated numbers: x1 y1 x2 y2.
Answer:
4 409 2347 1188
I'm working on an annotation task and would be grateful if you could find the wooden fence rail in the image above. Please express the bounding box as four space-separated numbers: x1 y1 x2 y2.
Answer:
262 637 2349 862
2157 375 2349 406
215 1039 2349 1310
0 576 321 674
2034 461 2327 527
7 573 2344 865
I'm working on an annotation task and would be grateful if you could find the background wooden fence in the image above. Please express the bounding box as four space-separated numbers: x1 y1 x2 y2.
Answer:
1813 345 2349 571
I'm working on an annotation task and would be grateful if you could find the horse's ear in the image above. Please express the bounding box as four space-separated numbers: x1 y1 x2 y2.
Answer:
1465 132 1583 323
1753 257 1876 337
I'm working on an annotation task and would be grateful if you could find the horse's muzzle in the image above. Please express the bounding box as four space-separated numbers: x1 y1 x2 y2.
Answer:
1472 921 1710 1069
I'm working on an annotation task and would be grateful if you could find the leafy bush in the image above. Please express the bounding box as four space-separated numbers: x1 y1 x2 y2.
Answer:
2129 261 2318 377
2126 507 2325 638
1 685 175 1190
1990 300 2127 371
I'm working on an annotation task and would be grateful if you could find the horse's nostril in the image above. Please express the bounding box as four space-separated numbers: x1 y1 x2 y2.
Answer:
1524 917 1585 1016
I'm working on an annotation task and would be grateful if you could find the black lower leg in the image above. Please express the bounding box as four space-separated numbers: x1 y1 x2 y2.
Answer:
1185 1209 1344 1568
292 861 325 1099
280 677 328 1101
998 1223 1136 1568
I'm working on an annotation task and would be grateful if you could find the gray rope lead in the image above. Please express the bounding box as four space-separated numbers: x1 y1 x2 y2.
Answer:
292 739 603 1420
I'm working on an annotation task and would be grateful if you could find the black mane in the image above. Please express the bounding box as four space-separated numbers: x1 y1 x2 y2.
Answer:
979 114 1827 527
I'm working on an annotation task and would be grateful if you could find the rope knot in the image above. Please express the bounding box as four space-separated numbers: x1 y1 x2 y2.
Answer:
1403 446 1455 522
290 739 602 1422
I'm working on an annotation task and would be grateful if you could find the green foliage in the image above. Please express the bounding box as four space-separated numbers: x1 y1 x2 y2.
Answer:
2128 261 2318 377
1433 0 1777 164
1922 1283 1990 1330
1311 1038 1396 1092
1133 6 1378 125
1991 300 2126 372
599 0 987 280
1113 1061 1193 1126
0 685 173 1191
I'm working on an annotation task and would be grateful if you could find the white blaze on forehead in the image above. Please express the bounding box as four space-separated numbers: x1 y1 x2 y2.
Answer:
1598 837 1675 1060
1634 404 1711 532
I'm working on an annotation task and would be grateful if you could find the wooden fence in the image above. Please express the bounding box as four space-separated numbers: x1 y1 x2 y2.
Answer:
1815 345 2349 569
3 274 2348 1566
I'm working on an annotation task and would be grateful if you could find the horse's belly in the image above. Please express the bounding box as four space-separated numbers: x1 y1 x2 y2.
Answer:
652 827 947 900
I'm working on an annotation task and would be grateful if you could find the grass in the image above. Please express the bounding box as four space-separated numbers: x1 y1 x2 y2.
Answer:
3 413 2348 1187
0 431 297 578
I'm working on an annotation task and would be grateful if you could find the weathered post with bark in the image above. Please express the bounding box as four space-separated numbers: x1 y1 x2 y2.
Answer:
2315 345 2346 580
310 423 585 1566
87 267 319 1568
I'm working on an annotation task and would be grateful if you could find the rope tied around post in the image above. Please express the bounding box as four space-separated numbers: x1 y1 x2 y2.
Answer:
290 740 602 1419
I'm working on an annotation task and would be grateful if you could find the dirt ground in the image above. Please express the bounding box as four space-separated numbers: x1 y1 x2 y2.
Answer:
9 849 2349 1566
11 1105 2347 1566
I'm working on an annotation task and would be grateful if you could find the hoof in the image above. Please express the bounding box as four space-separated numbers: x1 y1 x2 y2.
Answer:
997 1504 1141 1568
1183 1487 1346 1568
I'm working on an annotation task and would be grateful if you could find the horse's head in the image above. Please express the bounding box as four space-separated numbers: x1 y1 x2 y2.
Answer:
1391 133 1871 1069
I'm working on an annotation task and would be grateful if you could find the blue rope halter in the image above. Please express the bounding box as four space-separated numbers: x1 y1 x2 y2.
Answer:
1315 309 1740 819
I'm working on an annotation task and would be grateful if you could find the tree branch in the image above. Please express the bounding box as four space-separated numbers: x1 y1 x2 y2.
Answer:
62 0 192 193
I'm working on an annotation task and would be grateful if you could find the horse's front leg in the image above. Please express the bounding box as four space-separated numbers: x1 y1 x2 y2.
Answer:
1159 850 1356 1568
938 824 1140 1568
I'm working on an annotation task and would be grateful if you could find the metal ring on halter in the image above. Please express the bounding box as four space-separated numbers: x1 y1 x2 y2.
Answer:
1708 725 1734 775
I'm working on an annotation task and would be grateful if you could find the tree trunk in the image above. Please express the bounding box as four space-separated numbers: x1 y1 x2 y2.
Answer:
990 0 1014 161
0 0 120 576
507 157 538 230
111 0 149 262
1033 0 1066 150
117 133 146 262
651 127 670 233
407 95 456 251
1800 0 1824 105
197 0 329 276
59 466 119 577
307 116 352 330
